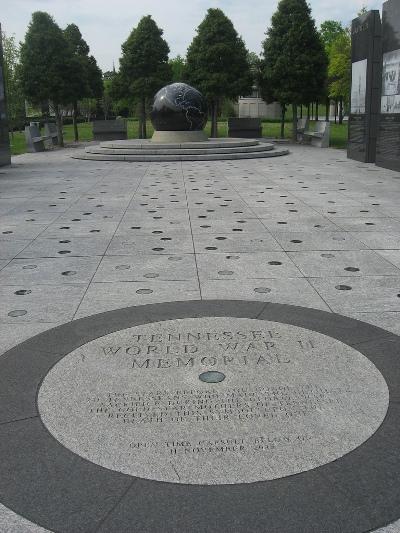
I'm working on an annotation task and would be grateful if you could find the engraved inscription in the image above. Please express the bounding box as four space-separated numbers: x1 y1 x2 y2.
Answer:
38 317 389 485
88 386 347 424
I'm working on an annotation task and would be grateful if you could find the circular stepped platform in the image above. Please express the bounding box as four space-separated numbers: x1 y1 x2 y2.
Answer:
72 138 289 162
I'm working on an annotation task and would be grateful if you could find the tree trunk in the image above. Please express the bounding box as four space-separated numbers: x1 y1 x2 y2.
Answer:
315 99 319 121
73 101 79 142
54 105 64 147
300 106 303 118
210 99 218 138
292 103 297 143
334 99 338 124
325 97 330 122
339 97 344 124
307 104 310 120
311 102 314 119
280 104 286 138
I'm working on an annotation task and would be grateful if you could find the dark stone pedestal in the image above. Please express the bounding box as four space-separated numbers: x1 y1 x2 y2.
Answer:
0 24 11 167
347 11 382 163
376 0 400 172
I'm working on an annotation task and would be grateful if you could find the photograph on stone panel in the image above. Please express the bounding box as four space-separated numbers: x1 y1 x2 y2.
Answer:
381 49 400 113
351 59 368 113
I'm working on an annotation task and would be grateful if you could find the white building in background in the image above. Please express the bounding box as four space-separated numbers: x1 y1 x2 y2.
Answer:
236 86 282 120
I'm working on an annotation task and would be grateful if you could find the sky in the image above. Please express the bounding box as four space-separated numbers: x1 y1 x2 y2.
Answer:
1 0 381 72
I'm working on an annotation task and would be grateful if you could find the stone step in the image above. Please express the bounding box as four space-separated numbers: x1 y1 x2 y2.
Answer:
85 143 274 156
73 147 289 162
100 138 260 150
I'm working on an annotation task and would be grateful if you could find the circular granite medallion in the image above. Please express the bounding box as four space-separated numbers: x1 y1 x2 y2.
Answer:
38 317 388 484
1 300 400 533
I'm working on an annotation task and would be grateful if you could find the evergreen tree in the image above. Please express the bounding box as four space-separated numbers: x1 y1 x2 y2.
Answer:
64 24 103 141
19 12 76 146
117 15 171 139
260 0 328 140
185 8 252 137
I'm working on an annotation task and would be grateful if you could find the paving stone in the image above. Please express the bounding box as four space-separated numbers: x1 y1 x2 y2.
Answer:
0 238 32 259
0 256 102 286
93 254 197 282
201 278 330 310
107 234 194 255
308 276 400 313
75 280 201 318
272 231 368 251
0 284 87 323
197 251 303 280
193 232 282 253
288 250 400 277
15 236 110 258
351 232 400 249
0 503 50 532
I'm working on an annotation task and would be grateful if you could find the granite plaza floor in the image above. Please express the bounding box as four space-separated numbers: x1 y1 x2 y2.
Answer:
1 144 400 532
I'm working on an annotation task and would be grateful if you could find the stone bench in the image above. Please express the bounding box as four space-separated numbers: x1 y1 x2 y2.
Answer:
44 123 59 145
303 120 330 148
24 124 52 153
92 119 127 141
296 117 309 142
228 118 262 138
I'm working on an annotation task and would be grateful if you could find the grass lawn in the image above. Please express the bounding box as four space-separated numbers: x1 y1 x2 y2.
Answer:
10 119 348 155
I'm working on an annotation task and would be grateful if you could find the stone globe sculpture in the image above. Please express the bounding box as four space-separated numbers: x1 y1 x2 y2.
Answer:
150 83 208 143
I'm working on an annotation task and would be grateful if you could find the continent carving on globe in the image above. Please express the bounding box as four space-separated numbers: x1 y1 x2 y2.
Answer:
151 83 208 131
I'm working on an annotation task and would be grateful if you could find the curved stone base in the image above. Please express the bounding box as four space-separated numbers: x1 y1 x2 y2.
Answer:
72 138 290 162
151 130 208 143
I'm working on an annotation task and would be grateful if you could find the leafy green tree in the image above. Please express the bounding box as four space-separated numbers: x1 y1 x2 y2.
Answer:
19 11 77 146
64 24 103 141
328 30 351 123
169 55 186 82
1 31 25 134
117 15 171 138
260 0 328 140
320 20 347 119
185 8 252 137
320 20 345 53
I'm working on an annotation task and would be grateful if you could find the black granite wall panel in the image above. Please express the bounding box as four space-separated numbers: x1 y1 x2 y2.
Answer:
376 0 400 172
348 10 382 163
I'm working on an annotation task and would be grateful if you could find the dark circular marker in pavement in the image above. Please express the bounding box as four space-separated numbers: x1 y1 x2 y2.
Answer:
254 287 271 293
335 285 352 291
344 267 360 272
268 261 282 265
14 290 32 295
291 240 302 243
58 250 71 255
22 265 37 269
61 271 77 276
7 309 27 316
199 371 226 383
